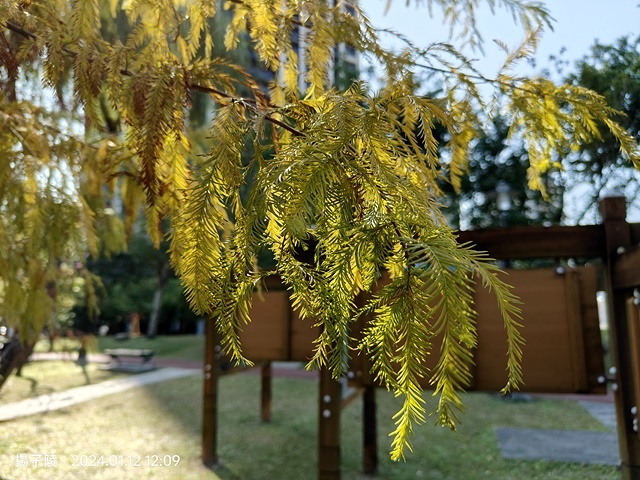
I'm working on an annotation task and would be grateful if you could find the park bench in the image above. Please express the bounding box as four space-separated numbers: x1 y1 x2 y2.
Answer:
101 348 157 373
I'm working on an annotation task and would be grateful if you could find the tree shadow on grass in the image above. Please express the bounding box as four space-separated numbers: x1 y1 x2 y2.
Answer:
80 365 91 385
140 371 322 480
17 374 55 397
24 375 38 394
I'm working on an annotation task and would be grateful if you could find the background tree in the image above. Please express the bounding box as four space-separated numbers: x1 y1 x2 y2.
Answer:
441 114 564 229
76 0 247 338
444 35 640 229
77 227 198 336
0 21 129 385
562 35 640 222
1 0 639 460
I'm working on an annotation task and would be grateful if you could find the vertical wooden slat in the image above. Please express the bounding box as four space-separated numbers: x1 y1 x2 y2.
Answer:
241 290 289 361
318 367 341 480
474 269 577 392
564 269 588 391
202 318 219 468
578 264 607 394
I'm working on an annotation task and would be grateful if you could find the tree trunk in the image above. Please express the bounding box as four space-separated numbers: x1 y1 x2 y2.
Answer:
48 330 56 352
146 262 170 338
0 339 35 391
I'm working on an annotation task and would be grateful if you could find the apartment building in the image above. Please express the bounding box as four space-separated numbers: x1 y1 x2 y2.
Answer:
243 1 360 94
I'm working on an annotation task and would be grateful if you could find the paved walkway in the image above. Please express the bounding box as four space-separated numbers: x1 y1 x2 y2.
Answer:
0 367 199 422
496 426 619 466
580 399 618 431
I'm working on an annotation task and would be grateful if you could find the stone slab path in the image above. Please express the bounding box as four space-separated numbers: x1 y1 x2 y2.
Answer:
495 400 619 466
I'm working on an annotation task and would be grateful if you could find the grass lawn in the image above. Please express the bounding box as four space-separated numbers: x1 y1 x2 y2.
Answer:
97 335 205 362
0 365 620 480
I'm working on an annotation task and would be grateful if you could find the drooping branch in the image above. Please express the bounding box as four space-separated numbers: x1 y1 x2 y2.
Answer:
3 20 305 138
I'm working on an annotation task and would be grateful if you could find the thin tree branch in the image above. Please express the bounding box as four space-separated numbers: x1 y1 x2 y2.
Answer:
5 21 36 40
8 125 37 158
188 82 304 137
374 26 544 97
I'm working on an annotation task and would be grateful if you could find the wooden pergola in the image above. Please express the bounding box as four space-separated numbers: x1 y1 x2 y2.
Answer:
202 196 640 480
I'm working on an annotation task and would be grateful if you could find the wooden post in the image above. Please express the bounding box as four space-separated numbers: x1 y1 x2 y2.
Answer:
351 289 378 476
318 367 341 480
202 318 219 468
626 299 640 408
261 361 272 422
600 196 640 479
362 385 378 475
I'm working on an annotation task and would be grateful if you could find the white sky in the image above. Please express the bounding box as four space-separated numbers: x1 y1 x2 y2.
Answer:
363 1 639 78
